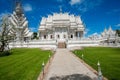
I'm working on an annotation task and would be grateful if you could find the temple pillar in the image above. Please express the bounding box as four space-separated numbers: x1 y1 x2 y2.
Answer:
77 31 80 39
73 33 75 39
41 35 43 40
81 31 83 38
39 32 41 39
79 31 82 39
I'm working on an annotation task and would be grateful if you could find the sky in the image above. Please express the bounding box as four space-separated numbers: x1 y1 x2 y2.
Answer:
0 0 120 36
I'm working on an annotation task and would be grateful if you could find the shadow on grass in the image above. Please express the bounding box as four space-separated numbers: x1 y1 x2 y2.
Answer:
0 50 11 57
50 74 94 80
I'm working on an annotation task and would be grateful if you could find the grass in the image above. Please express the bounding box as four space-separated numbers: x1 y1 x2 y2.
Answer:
0 48 52 80
73 47 120 80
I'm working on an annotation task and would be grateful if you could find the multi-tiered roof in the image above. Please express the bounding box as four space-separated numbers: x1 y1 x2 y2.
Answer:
9 2 32 41
39 12 84 31
101 26 116 39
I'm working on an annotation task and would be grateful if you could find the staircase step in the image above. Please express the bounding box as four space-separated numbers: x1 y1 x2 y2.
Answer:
58 42 66 48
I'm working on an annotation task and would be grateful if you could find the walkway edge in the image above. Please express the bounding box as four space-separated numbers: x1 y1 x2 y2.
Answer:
37 51 56 80
70 51 108 80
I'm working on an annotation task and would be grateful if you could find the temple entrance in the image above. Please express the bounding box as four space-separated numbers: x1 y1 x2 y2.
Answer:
58 42 66 48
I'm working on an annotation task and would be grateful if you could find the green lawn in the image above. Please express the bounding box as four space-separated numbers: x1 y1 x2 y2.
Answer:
73 47 120 80
0 48 52 80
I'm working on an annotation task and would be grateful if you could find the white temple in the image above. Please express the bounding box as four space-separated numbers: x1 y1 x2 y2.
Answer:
101 26 116 39
7 2 119 49
9 2 33 42
38 9 85 48
100 26 118 46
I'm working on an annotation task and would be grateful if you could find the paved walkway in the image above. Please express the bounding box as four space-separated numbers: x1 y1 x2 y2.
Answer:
44 49 98 80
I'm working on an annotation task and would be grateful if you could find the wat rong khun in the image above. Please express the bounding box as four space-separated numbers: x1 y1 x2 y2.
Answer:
1 2 120 50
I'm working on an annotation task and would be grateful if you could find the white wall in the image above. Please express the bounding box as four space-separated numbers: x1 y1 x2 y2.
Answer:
9 40 57 49
67 40 100 49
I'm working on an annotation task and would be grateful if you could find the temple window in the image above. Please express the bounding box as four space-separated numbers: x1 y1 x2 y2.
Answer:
71 35 73 38
64 35 66 38
50 35 53 39
75 32 77 37
57 35 60 38
44 35 46 39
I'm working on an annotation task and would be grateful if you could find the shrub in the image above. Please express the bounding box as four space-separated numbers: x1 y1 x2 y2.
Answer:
0 50 11 57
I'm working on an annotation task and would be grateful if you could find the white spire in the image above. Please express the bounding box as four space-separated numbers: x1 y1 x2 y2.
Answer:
108 25 113 34
104 27 107 32
60 6 62 13
109 25 112 31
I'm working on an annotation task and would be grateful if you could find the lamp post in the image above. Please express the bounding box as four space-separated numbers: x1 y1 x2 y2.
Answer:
49 54 51 63
82 54 84 59
42 61 45 75
49 54 51 58
97 61 102 80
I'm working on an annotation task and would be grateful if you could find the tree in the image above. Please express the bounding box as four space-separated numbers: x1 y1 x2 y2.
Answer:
32 32 38 39
116 29 120 37
0 15 12 53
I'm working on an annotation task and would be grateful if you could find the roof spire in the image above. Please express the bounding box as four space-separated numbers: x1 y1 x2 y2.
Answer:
109 25 112 30
15 0 23 17
60 6 62 13
108 25 112 32
104 26 107 32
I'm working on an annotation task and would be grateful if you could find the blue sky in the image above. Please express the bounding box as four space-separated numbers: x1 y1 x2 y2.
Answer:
0 0 120 36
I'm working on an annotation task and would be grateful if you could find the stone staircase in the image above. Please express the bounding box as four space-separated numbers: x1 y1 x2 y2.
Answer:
58 42 66 48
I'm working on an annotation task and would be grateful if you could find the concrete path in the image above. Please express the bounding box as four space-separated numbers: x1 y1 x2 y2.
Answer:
44 49 98 80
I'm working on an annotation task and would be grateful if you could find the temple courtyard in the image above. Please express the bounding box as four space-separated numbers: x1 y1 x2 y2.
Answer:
0 2 120 80
0 47 120 80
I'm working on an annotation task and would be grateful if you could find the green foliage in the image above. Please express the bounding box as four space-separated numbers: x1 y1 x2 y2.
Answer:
0 15 12 52
32 32 38 39
0 48 52 80
0 50 11 57
116 29 120 37
73 47 120 80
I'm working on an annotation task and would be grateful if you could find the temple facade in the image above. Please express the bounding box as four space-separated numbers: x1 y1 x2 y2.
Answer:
101 26 118 46
38 11 85 44
9 2 32 42
101 26 116 39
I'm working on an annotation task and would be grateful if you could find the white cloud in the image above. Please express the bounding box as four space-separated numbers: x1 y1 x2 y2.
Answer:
70 0 83 5
115 24 120 27
0 12 10 20
84 28 89 35
29 27 38 32
0 13 6 20
106 9 120 15
78 7 87 12
57 0 63 2
89 32 101 37
70 0 103 13
92 32 99 35
23 4 32 12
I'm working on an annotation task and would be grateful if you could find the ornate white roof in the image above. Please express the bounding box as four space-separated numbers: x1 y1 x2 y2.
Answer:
39 12 84 31
9 2 31 39
108 26 115 34
25 32 33 37
101 26 116 38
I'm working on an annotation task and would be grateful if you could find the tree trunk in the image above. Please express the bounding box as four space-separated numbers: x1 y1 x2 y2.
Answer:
0 41 5 52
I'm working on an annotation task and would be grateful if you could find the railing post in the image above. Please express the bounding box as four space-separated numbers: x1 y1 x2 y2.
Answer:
42 61 45 75
49 54 51 63
97 61 102 80
82 54 84 59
